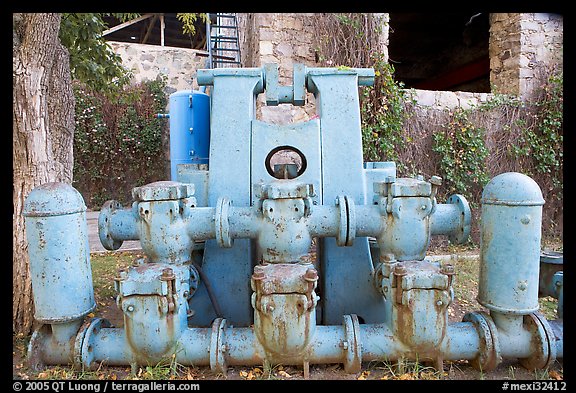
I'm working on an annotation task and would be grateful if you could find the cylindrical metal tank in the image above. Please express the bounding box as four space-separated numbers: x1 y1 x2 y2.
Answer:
477 172 545 315
23 182 96 323
168 90 210 180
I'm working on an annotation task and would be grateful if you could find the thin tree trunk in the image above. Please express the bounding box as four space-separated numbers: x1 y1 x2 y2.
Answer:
13 13 74 336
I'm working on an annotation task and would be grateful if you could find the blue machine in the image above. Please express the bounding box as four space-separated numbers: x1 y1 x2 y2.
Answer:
24 63 563 376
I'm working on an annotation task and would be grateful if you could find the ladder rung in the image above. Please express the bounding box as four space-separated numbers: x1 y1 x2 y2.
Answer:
211 36 237 41
211 25 237 29
213 59 241 64
216 14 236 18
213 47 240 51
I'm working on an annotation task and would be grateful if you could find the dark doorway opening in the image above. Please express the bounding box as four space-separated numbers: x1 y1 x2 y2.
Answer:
388 13 490 93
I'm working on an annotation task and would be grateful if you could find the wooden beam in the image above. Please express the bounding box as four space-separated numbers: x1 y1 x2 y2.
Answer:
102 14 154 36
141 14 158 44
160 13 165 46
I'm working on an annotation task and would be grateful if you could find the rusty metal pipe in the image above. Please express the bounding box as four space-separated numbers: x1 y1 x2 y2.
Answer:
441 323 482 360
307 205 339 237
490 312 532 358
354 205 385 237
75 317 564 371
430 203 461 235
90 328 134 366
227 207 261 239
185 207 216 239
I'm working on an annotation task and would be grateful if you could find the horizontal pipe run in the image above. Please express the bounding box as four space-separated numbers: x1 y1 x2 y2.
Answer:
441 323 482 360
228 207 261 239
107 207 139 241
105 200 466 254
430 204 461 236
92 328 134 366
35 316 562 370
355 205 384 237
307 206 339 238
85 321 485 368
186 207 216 240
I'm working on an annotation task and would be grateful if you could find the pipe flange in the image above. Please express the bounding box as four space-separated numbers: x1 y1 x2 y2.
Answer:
215 197 233 248
446 194 471 244
74 317 112 370
27 323 51 371
342 314 362 373
210 317 228 376
345 195 356 246
336 196 355 247
519 312 556 370
463 311 501 371
98 200 124 250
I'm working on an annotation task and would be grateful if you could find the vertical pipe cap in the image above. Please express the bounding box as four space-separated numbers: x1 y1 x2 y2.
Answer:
481 172 544 206
24 182 86 217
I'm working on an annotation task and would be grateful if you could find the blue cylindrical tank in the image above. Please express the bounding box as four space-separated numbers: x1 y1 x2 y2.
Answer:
477 172 545 315
23 182 96 323
168 90 210 180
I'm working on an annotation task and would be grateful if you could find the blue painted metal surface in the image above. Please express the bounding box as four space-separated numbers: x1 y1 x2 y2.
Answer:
23 65 562 374
23 182 96 323
168 90 210 180
478 172 545 315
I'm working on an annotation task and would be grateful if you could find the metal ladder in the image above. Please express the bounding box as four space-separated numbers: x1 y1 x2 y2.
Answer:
206 13 241 68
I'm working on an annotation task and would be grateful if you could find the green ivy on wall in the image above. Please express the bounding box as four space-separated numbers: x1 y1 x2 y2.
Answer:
73 76 168 208
432 107 490 200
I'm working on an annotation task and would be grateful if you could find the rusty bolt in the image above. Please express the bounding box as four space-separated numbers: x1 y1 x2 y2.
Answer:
304 268 318 282
126 305 135 312
436 300 443 306
382 253 395 262
339 341 349 350
220 344 228 353
252 265 265 281
394 264 407 275
161 268 175 280
265 304 275 313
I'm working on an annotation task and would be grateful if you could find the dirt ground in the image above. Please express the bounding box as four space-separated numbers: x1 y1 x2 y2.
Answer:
13 240 564 382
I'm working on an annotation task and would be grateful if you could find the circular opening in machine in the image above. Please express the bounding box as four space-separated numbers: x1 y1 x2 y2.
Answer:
265 146 307 180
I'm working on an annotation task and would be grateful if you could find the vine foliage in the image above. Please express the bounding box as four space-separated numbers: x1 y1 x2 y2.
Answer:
73 76 169 208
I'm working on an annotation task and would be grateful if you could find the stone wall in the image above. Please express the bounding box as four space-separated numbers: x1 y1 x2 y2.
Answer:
237 13 319 124
108 41 207 94
489 13 563 99
411 89 491 110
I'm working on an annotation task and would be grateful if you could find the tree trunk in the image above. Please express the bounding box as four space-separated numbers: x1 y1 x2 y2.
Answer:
13 13 75 336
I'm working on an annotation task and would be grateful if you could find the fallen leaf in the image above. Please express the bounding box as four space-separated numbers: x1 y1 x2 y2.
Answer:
239 370 248 378
38 372 48 379
549 370 563 380
399 373 413 380
278 370 291 378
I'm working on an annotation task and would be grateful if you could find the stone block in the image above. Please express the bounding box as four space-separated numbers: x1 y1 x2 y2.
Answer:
259 41 274 56
412 89 435 107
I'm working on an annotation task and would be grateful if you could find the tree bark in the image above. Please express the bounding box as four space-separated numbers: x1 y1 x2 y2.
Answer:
13 13 75 336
